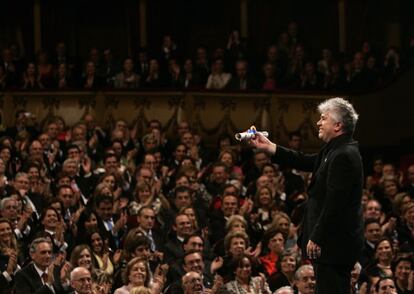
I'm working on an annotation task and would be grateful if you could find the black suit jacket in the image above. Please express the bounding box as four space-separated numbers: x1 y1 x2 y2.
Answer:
14 263 55 294
273 133 364 266
164 237 184 265
225 76 257 90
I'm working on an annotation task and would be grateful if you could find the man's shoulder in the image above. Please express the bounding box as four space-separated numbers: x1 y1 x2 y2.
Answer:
16 263 35 274
330 140 360 158
15 263 37 281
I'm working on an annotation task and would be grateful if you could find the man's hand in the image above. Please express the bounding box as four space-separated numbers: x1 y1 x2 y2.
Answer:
306 240 321 260
113 210 128 233
249 132 277 155
210 257 223 274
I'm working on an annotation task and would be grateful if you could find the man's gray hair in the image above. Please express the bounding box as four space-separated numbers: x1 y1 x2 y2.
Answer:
29 237 52 253
294 264 314 281
0 197 15 211
318 97 359 134
14 172 28 181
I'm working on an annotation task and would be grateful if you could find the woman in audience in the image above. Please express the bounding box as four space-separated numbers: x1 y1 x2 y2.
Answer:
391 257 413 294
114 257 164 294
0 218 21 262
21 62 43 89
222 254 271 294
88 229 115 275
268 249 299 292
365 238 394 278
271 212 296 250
253 185 279 229
70 244 96 272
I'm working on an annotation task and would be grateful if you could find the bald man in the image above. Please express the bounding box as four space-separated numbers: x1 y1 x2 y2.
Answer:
70 267 92 294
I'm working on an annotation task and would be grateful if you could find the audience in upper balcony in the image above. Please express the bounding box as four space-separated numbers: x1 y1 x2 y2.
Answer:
0 22 412 92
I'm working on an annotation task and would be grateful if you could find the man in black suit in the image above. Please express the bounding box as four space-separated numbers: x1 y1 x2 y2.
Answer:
360 218 382 268
136 206 165 253
14 238 59 294
164 213 194 264
225 60 257 90
250 97 364 294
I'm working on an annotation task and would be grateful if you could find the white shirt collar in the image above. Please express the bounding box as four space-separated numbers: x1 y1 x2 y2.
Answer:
33 263 48 281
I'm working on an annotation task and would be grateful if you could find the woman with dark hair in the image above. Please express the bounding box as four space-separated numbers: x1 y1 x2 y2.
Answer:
392 257 414 294
35 206 67 253
88 229 115 275
365 238 394 278
75 208 106 245
222 254 271 293
21 62 44 89
0 145 16 179
259 228 287 276
25 161 51 201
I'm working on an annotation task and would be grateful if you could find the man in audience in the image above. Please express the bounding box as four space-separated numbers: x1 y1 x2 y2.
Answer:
294 265 316 294
70 267 93 294
15 238 58 294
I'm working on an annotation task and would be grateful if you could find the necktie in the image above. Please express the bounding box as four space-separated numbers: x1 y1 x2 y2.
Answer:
42 272 48 284
106 220 113 231
147 231 156 251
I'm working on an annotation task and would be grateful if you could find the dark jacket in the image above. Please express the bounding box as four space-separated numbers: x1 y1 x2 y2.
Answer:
14 263 58 294
273 133 364 266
